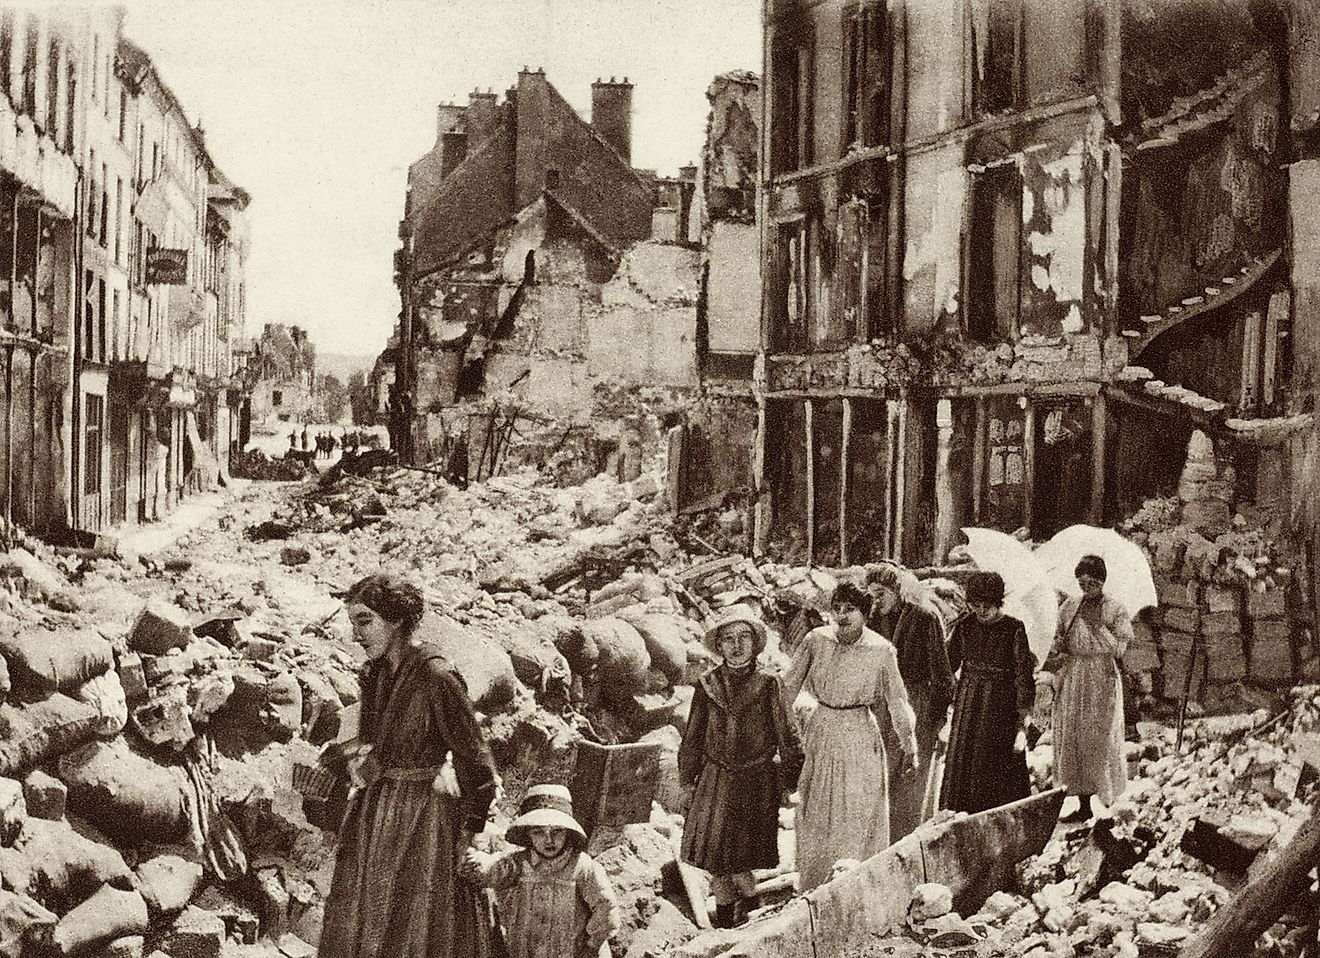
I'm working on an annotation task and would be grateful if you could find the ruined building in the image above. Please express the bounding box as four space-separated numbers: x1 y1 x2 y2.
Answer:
391 69 701 481
756 0 1319 567
238 323 317 426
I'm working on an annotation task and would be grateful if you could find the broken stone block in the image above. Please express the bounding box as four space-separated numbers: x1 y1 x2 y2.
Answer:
158 905 225 958
191 885 258 945
135 855 203 918
0 694 101 777
86 935 144 958
1248 590 1286 619
0 627 114 700
1200 611 1241 637
621 614 690 686
22 770 64 821
1160 607 1200 634
131 689 195 752
74 670 129 738
58 739 189 845
279 545 312 566
0 778 22 847
0 817 133 906
1180 815 1261 874
186 669 235 728
1182 500 1233 538
909 883 953 921
1154 575 1200 609
129 603 194 657
252 867 290 940
0 889 55 957
40 884 147 955
296 672 342 746
1248 620 1293 683
1204 636 1247 683
116 653 149 709
1203 586 1239 614
236 635 282 663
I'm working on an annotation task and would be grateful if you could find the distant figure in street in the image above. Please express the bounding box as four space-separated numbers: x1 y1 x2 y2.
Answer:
940 571 1036 815
866 564 954 841
288 430 297 451
318 573 499 958
783 581 916 891
464 784 619 958
1045 555 1133 823
300 426 310 452
679 606 802 927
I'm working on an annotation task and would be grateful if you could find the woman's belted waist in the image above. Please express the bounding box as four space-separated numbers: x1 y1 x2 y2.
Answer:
816 700 870 710
708 750 776 772
961 663 1011 678
378 765 445 783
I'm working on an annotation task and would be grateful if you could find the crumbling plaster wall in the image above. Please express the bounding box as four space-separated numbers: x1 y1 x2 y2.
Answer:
905 0 965 140
705 222 761 354
590 242 700 387
903 145 966 337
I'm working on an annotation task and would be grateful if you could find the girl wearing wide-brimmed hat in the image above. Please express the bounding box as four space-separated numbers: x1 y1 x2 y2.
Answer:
679 605 803 927
465 783 618 958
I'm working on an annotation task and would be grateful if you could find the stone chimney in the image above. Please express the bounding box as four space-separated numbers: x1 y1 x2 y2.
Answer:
436 103 465 143
441 130 468 179
591 77 633 165
465 89 499 145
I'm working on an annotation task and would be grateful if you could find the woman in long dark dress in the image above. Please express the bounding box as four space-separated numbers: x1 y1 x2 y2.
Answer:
319 573 499 958
679 606 802 928
940 571 1037 814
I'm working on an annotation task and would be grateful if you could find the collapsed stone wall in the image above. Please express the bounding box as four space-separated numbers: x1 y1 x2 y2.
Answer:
1124 430 1309 710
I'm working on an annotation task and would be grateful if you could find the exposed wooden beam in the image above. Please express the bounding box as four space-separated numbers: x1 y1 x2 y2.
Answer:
972 396 987 523
1022 400 1036 535
1090 393 1107 524
805 399 815 566
892 397 908 561
840 398 852 567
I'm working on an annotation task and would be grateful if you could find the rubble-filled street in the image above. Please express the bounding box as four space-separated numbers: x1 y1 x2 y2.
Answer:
0 457 1309 957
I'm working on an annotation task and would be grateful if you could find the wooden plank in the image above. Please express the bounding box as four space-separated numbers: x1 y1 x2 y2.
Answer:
840 398 852 567
753 398 768 556
1241 310 1262 413
1022 400 1036 534
972 396 987 522
892 397 908 560
882 399 897 561
1090 393 1106 523
805 399 815 565
1263 291 1287 406
1179 811 1320 958
933 399 954 565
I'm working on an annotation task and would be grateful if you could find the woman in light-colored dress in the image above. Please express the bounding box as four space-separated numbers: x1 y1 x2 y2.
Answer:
782 582 917 891
1045 554 1133 822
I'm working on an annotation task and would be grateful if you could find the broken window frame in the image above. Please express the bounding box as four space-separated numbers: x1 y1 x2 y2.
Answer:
842 1 893 151
770 214 811 353
770 24 814 176
964 160 1023 344
970 0 1025 115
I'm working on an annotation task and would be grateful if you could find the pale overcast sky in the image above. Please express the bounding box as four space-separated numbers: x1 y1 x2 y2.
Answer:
117 0 763 357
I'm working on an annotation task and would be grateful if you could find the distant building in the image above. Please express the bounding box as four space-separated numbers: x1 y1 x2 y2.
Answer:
242 323 317 426
389 69 702 479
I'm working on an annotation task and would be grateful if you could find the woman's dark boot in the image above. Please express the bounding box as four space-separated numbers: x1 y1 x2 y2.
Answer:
734 896 759 926
712 903 736 928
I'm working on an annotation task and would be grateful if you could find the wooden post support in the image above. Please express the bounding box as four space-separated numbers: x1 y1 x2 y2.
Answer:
1090 392 1106 524
1241 311 1262 414
1179 810 1320 958
840 398 852 567
805 399 815 566
883 399 897 561
892 396 908 561
972 396 987 523
1022 398 1035 535
753 397 768 556
933 399 955 565
1264 292 1287 407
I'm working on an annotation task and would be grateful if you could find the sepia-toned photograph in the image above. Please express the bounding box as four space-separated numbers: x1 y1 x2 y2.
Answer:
0 0 1313 954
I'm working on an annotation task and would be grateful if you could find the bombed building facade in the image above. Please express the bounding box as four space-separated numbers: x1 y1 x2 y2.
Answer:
755 3 1311 558
391 69 707 482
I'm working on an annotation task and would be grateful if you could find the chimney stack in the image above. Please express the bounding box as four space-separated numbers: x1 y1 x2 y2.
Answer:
441 130 469 179
436 102 466 143
465 89 499 144
591 77 634 165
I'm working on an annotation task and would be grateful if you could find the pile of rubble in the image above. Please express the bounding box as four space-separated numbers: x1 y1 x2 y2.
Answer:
228 450 308 483
848 688 1320 958
1124 430 1305 712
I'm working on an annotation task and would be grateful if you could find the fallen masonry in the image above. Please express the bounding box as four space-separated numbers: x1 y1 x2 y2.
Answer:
0 455 1309 956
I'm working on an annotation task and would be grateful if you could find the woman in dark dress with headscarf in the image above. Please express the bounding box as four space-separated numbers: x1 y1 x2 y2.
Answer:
319 573 499 958
940 571 1037 814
